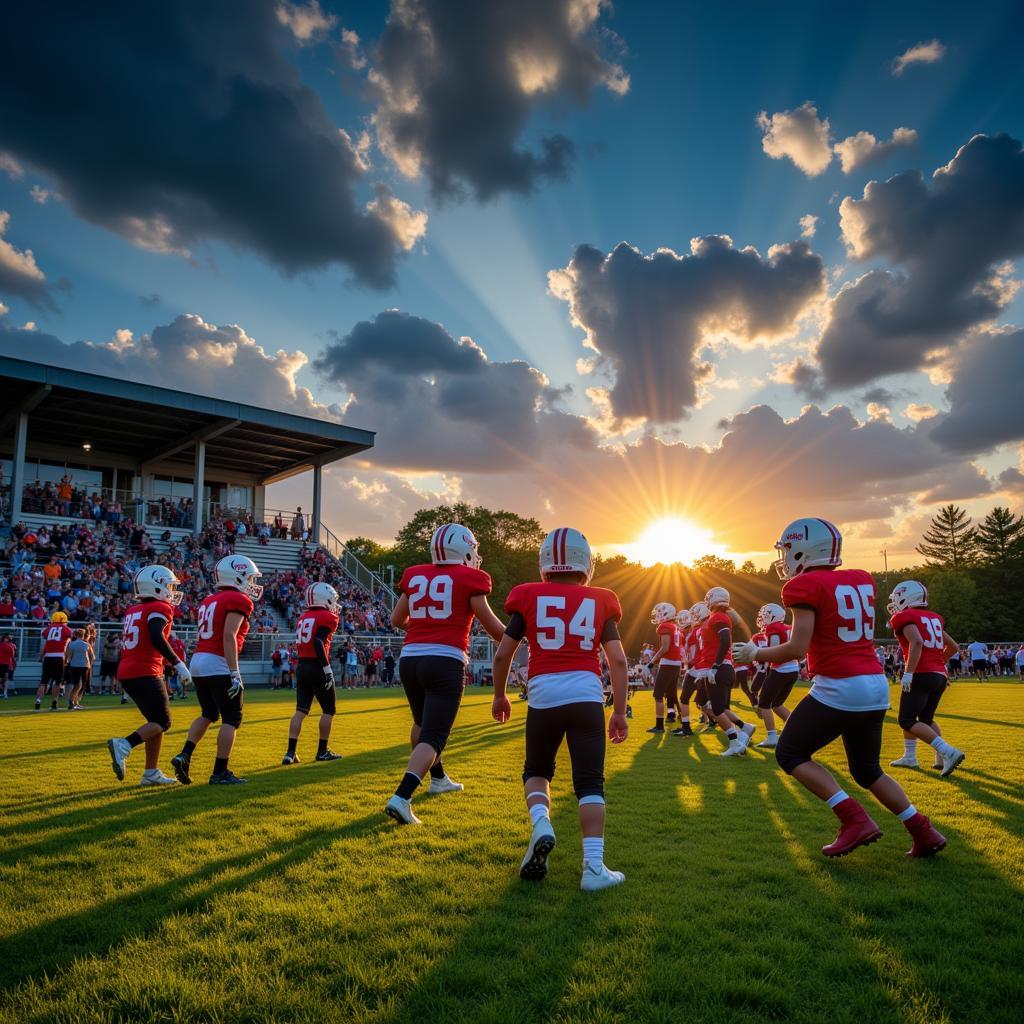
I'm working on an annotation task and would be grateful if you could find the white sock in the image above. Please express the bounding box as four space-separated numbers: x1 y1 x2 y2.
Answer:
930 736 953 756
582 836 604 867
826 790 849 809
903 738 918 756
897 804 918 822
528 802 550 826
766 730 778 741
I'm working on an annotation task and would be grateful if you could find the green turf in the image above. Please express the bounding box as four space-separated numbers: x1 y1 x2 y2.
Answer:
1 681 1022 1024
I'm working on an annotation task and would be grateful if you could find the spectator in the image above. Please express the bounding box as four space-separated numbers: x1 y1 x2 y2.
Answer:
291 507 305 541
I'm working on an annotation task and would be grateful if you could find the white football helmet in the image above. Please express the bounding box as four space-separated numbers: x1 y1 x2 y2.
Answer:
431 523 481 568
540 527 593 581
651 601 677 625
675 608 692 630
888 580 928 616
305 582 340 614
689 601 710 624
705 586 730 609
773 517 842 579
756 603 786 630
135 565 183 606
215 554 263 600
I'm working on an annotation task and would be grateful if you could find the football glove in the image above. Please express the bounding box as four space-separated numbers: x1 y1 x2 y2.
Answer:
174 661 192 685
227 671 244 698
322 665 335 691
901 672 914 692
731 641 759 666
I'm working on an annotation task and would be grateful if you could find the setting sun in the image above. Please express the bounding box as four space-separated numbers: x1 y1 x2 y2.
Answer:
619 517 730 568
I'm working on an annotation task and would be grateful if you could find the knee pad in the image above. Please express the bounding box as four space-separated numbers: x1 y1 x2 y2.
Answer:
849 759 883 788
774 742 807 776
578 794 605 806
897 711 917 731
571 768 605 802
522 760 555 785
419 730 448 756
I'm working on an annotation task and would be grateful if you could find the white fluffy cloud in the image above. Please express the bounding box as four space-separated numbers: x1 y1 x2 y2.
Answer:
891 39 946 76
756 102 833 177
799 214 817 238
834 127 918 174
0 210 54 308
275 0 335 42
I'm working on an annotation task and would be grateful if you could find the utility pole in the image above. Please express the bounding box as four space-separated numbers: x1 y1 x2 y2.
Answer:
880 548 888 584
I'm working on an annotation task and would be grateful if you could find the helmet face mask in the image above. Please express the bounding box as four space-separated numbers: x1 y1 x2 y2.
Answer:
539 527 594 582
773 518 843 580
689 601 710 624
675 609 692 630
431 524 482 569
756 602 786 631
134 565 183 606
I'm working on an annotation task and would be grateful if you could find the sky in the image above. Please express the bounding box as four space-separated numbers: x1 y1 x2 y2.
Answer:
1 0 1023 569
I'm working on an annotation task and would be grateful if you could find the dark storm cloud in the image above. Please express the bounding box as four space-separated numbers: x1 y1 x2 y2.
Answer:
802 134 1024 394
0 1 419 286
549 236 826 423
368 0 629 199
314 310 595 471
928 328 1024 454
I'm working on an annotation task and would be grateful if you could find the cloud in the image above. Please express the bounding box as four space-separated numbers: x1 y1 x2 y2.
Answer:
275 0 335 43
756 102 833 177
549 236 826 423
29 185 53 204
313 310 595 472
0 210 54 308
834 127 917 174
799 214 818 238
368 0 629 199
0 313 339 419
365 185 428 251
904 402 937 421
928 327 1024 454
0 1 424 287
801 133 1024 394
892 39 946 76
0 153 23 179
139 293 161 307
339 28 367 70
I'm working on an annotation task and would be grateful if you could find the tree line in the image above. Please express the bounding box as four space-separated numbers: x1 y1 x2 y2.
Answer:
345 503 1024 654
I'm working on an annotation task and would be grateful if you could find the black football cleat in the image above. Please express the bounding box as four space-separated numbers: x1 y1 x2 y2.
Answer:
209 770 247 785
170 754 192 785
315 749 343 762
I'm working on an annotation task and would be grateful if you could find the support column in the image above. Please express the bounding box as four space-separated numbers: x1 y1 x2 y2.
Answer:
193 440 206 536
311 461 322 541
9 412 27 524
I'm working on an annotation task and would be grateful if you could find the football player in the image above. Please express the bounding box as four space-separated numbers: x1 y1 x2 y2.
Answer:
282 582 343 765
671 608 696 737
491 527 629 891
753 603 799 750
748 623 769 709
694 587 755 756
107 566 191 786
733 518 946 859
385 524 506 825
170 556 261 786
35 611 72 711
886 581 964 776
647 602 682 733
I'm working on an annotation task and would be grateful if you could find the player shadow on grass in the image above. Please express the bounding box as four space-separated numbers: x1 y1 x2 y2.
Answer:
0 811 387 992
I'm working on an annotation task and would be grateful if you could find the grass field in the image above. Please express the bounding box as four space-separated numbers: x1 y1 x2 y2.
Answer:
1 681 1023 1024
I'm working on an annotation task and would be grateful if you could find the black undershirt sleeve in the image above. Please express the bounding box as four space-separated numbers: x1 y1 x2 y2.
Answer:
147 616 178 665
313 625 330 666
714 626 731 664
504 612 526 642
601 618 620 643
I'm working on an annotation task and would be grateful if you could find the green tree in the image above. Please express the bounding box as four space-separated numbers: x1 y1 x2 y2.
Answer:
975 506 1024 564
916 504 978 569
692 554 737 573
925 570 984 640
343 536 389 564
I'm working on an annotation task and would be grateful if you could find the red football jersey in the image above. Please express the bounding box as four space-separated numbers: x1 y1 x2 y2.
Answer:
656 620 682 661
0 639 16 669
890 608 947 675
505 582 622 678
118 600 175 679
195 589 254 656
296 607 340 659
399 563 491 653
694 610 734 669
782 568 882 678
168 635 186 664
41 624 73 657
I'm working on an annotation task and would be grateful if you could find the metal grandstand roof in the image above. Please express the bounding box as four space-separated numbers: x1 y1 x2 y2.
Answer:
0 355 373 482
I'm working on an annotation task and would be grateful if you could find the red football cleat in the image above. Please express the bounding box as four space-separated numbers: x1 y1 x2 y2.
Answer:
903 812 947 858
822 797 882 857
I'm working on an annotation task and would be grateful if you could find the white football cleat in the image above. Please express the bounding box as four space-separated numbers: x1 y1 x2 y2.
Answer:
756 736 778 749
740 722 757 744
720 740 746 757
581 862 625 891
520 817 556 880
889 754 920 769
107 737 132 781
932 757 943 770
385 795 421 825
140 769 178 786
428 775 464 794
939 748 965 777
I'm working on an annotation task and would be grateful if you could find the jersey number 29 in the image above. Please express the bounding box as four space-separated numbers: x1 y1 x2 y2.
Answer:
406 575 453 619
